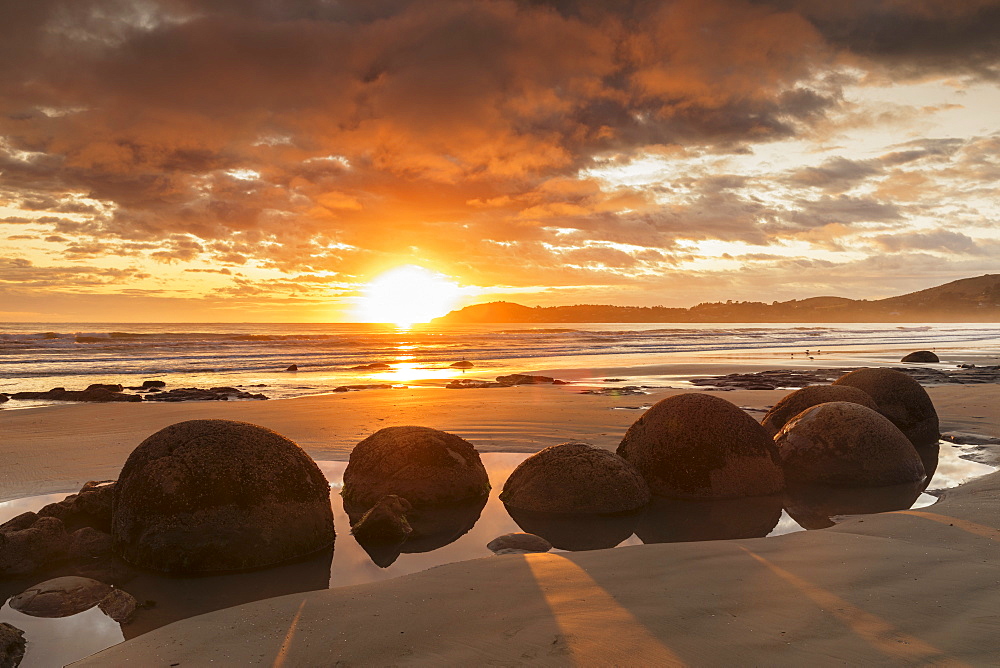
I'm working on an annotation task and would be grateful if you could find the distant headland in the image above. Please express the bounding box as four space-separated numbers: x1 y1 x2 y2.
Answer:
435 274 1000 323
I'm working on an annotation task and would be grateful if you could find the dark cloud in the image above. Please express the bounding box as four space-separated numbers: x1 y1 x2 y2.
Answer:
871 230 995 255
789 157 882 192
0 0 998 308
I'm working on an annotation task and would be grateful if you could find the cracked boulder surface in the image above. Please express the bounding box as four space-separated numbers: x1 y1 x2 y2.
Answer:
342 426 490 509
761 384 879 437
500 442 650 514
112 419 334 574
9 576 112 618
833 367 940 448
775 401 926 487
617 393 784 499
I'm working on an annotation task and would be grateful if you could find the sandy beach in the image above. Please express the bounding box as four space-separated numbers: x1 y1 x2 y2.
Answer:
3 364 1000 666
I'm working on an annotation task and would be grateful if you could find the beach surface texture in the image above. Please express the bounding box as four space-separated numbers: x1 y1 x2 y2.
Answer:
3 347 1000 665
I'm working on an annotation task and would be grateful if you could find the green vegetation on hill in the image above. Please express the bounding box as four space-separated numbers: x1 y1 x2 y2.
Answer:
435 274 1000 323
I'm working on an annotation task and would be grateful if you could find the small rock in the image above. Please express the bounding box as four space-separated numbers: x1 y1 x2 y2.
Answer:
0 622 26 668
450 360 475 369
350 495 413 544
487 532 552 554
10 576 112 618
141 380 166 388
98 588 139 624
286 364 298 371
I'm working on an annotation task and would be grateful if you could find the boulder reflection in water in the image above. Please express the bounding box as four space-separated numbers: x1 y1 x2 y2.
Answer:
635 495 783 544
782 481 925 530
504 505 641 551
345 497 487 568
119 545 334 640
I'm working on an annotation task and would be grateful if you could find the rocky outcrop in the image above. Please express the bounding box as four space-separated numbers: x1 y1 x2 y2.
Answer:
342 426 491 509
486 532 552 554
761 385 879 437
775 402 926 487
286 364 298 371
10 387 143 402
86 383 124 392
350 495 413 544
142 387 268 401
901 350 939 363
617 393 784 499
496 374 568 385
500 442 650 514
0 623 26 668
0 515 70 576
38 480 115 533
450 360 475 369
332 384 393 392
10 576 112 618
112 419 335 573
446 379 506 389
833 367 940 447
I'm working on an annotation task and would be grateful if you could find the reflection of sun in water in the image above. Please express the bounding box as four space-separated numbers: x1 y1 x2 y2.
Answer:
355 265 461 327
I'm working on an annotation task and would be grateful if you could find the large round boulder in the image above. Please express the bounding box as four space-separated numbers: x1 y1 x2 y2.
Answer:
342 426 490 508
616 393 784 499
832 367 939 447
901 350 939 363
112 419 335 574
500 442 649 513
761 385 879 437
775 401 926 487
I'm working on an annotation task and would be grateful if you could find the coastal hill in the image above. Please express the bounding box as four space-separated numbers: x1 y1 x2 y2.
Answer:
435 274 1000 323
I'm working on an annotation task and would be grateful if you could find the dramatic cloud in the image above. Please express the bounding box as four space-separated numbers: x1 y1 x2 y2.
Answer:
1 0 999 319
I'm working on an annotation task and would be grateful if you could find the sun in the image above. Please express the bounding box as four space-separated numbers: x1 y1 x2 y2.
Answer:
355 265 461 326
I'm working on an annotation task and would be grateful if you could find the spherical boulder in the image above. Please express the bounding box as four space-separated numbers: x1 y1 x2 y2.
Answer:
112 419 335 574
775 401 926 487
500 442 649 513
761 385 879 437
832 367 939 447
901 350 939 363
342 426 490 508
616 393 784 499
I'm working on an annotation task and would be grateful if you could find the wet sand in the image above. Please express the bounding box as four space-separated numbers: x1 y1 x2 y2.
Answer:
75 469 1000 666
2 364 1000 665
2 382 999 503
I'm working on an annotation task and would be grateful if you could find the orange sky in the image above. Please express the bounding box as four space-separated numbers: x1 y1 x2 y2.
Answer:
1 1 999 322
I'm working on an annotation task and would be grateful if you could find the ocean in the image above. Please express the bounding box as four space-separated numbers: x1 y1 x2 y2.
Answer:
2 322 1000 406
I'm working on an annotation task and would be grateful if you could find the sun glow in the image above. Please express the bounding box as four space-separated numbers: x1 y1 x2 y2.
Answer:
355 265 461 326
